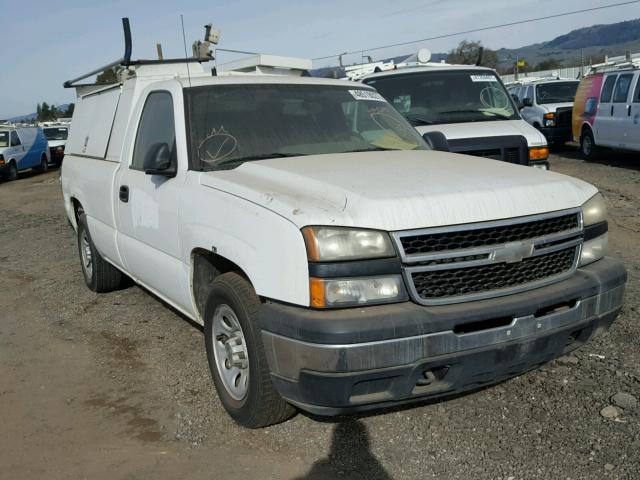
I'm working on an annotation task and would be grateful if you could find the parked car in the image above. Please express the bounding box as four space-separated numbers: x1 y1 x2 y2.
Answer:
43 124 70 166
61 33 626 428
361 61 551 169
508 78 579 145
0 125 50 181
572 55 640 159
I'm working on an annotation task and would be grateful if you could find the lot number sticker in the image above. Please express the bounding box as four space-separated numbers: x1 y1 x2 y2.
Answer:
349 89 387 102
470 75 498 82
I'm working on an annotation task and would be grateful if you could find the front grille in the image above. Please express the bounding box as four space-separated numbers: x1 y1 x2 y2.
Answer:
393 210 583 305
466 148 502 161
504 148 520 163
411 246 577 301
401 212 579 256
556 108 572 127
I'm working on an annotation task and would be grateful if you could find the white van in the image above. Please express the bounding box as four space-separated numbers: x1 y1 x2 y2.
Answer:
362 63 550 169
43 124 70 166
507 78 579 145
0 126 51 181
572 55 640 159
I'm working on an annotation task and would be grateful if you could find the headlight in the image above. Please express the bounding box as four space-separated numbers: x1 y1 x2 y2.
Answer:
310 276 407 308
580 233 608 267
302 226 395 262
529 147 549 161
582 192 607 226
580 193 608 266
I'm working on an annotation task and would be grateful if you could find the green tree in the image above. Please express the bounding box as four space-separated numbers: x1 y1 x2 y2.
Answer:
96 67 118 84
50 105 58 120
40 102 51 121
64 104 75 117
447 40 499 69
36 103 42 120
536 59 564 71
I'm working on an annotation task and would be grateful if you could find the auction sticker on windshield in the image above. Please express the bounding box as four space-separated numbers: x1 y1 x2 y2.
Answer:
349 89 387 102
470 75 497 82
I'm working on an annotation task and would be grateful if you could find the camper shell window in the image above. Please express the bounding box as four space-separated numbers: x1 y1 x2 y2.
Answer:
0 131 8 148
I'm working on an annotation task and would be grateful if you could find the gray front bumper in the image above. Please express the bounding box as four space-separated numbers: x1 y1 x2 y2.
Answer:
260 258 626 414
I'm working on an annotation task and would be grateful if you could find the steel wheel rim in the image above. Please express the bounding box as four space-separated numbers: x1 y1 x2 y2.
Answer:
80 231 93 279
212 304 249 401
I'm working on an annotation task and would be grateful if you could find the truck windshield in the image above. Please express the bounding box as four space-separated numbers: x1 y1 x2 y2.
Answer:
364 70 519 126
0 131 8 148
43 127 69 140
185 84 427 171
535 82 579 105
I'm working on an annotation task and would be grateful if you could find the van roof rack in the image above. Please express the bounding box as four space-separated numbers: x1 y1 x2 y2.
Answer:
587 52 640 74
63 18 210 88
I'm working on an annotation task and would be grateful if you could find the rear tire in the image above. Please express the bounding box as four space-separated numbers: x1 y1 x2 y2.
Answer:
580 129 598 160
77 213 122 292
36 154 49 172
204 272 296 428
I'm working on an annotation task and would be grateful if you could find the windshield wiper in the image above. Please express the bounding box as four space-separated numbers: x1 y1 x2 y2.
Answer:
405 115 434 126
439 109 513 120
216 152 307 165
344 147 399 153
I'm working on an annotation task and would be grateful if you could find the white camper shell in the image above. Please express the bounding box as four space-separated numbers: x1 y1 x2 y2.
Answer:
60 19 626 428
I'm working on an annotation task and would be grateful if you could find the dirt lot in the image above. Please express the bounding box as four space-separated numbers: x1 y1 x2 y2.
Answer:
1 148 638 480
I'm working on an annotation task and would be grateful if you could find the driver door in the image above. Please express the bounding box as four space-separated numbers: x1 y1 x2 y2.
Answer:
115 88 190 311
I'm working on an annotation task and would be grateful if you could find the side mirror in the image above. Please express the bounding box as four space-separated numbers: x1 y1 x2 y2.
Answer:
422 131 450 152
522 97 533 108
144 143 176 177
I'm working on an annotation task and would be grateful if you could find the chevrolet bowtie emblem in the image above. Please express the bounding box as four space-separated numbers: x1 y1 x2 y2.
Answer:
492 241 535 264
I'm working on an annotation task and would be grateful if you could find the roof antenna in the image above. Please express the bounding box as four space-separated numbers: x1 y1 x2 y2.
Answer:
180 14 192 87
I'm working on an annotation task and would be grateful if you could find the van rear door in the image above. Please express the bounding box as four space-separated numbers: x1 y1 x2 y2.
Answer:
609 73 635 146
625 72 640 151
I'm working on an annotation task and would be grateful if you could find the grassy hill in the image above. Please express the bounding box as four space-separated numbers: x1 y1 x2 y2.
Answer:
496 19 640 69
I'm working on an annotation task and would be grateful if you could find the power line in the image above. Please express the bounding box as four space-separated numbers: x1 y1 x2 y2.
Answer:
312 0 640 61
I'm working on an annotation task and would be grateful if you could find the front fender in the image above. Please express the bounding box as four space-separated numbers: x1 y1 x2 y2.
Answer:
180 180 310 308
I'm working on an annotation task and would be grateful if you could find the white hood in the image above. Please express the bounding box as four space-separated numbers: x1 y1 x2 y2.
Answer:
48 140 66 148
416 120 547 147
199 150 596 231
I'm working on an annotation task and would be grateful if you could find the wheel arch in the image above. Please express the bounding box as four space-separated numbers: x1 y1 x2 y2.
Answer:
190 248 253 324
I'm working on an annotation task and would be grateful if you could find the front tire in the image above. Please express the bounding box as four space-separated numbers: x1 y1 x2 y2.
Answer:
4 161 18 181
77 213 122 292
580 128 599 160
204 272 296 428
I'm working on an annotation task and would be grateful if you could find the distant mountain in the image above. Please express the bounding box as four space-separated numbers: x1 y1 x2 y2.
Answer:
496 19 640 69
311 18 640 76
7 104 71 123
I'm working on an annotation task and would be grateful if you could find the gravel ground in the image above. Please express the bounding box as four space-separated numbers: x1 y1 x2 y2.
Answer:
0 148 638 479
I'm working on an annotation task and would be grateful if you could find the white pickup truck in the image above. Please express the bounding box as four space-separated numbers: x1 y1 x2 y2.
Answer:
61 54 626 428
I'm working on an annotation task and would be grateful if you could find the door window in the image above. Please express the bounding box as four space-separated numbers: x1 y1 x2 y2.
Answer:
600 75 617 103
633 75 640 103
131 91 176 170
10 131 21 146
612 74 634 103
524 86 533 101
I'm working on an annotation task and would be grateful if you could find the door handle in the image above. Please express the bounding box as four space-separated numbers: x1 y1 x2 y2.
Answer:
119 185 129 203
611 105 614 116
628 105 632 117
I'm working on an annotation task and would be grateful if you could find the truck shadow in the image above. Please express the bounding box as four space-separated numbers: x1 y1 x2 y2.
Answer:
293 419 392 480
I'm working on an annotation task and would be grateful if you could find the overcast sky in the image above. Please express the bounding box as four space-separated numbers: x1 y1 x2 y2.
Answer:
1 0 636 118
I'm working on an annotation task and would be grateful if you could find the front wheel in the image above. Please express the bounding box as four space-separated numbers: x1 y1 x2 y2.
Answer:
580 129 599 160
5 162 18 181
204 273 296 428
